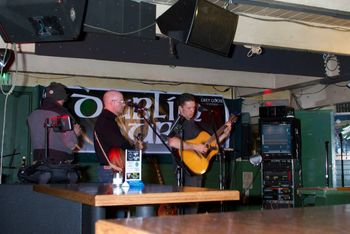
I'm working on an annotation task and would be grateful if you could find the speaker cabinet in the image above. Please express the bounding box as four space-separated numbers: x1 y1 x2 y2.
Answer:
0 0 87 43
259 106 295 118
83 0 156 39
156 0 238 56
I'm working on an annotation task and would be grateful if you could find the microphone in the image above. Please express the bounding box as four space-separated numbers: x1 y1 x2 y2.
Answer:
198 106 210 112
127 100 148 111
168 115 185 137
126 99 135 106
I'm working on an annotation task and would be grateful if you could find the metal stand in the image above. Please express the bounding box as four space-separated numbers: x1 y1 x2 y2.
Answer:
339 133 345 187
137 110 185 187
208 112 227 212
325 141 330 187
209 113 225 191
44 118 51 161
3 150 20 169
44 116 73 160
137 110 185 215
176 127 185 187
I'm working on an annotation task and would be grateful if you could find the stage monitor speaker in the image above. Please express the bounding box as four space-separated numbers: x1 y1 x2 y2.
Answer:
156 0 238 56
0 0 87 43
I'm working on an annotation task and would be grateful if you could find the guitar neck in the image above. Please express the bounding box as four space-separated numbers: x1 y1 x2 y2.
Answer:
207 124 227 145
206 115 236 145
150 156 164 185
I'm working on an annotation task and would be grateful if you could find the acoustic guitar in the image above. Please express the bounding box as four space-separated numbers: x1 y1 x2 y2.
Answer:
108 134 143 172
149 156 177 216
179 114 237 175
108 147 125 172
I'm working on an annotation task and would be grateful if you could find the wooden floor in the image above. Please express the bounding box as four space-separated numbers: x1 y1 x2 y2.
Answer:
96 204 350 234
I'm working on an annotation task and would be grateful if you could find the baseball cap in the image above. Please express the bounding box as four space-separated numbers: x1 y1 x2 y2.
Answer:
44 82 68 101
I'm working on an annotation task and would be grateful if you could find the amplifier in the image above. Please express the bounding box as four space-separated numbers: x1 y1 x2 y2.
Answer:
259 106 294 118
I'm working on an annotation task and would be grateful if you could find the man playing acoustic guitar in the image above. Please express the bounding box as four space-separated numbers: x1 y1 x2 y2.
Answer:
93 90 143 183
168 93 232 214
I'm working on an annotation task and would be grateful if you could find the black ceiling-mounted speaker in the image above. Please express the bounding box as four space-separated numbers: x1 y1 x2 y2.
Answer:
156 0 239 56
0 0 87 43
83 0 156 39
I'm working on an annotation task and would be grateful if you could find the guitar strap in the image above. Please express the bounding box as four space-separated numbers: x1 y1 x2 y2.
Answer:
93 130 122 172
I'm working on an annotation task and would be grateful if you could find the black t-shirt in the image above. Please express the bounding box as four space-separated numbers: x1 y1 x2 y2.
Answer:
173 118 213 141
171 118 214 176
93 109 134 165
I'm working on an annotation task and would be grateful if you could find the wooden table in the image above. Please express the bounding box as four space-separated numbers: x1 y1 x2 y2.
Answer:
300 187 350 192
298 187 350 206
96 204 350 234
33 183 240 206
34 183 239 233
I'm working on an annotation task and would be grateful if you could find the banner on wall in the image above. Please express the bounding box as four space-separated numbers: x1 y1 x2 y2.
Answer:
65 88 228 154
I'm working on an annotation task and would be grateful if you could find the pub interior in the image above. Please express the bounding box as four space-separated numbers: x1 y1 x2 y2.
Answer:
1 0 350 233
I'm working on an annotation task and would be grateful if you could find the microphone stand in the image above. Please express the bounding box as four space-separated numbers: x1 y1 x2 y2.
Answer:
136 109 184 187
44 118 51 161
178 125 184 187
208 112 225 190
339 133 345 187
208 111 226 212
325 141 330 187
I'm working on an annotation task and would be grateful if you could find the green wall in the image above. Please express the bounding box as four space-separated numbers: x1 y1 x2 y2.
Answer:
295 110 334 188
0 86 39 183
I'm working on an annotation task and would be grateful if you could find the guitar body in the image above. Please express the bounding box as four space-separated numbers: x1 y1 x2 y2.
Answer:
178 114 237 175
180 131 219 175
157 204 177 216
149 156 177 216
108 147 125 172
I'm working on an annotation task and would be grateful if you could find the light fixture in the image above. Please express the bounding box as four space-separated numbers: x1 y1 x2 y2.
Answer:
323 54 340 78
346 82 350 89
0 48 15 72
244 44 262 57
228 0 350 28
249 154 262 166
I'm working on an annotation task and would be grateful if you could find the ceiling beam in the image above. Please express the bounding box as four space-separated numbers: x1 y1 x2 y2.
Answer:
5 52 320 89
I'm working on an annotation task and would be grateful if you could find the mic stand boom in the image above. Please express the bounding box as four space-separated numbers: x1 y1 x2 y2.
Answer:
209 111 226 212
167 115 185 187
137 110 185 187
177 126 184 187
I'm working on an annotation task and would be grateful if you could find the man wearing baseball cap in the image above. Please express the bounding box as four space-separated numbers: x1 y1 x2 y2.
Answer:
26 82 82 184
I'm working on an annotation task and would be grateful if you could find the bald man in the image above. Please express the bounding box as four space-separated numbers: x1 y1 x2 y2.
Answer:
93 90 141 183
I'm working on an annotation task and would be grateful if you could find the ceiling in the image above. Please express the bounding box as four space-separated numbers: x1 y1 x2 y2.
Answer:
1 0 350 95
154 0 350 55
228 0 350 28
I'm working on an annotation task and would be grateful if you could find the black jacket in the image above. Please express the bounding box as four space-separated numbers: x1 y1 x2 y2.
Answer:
93 109 133 165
